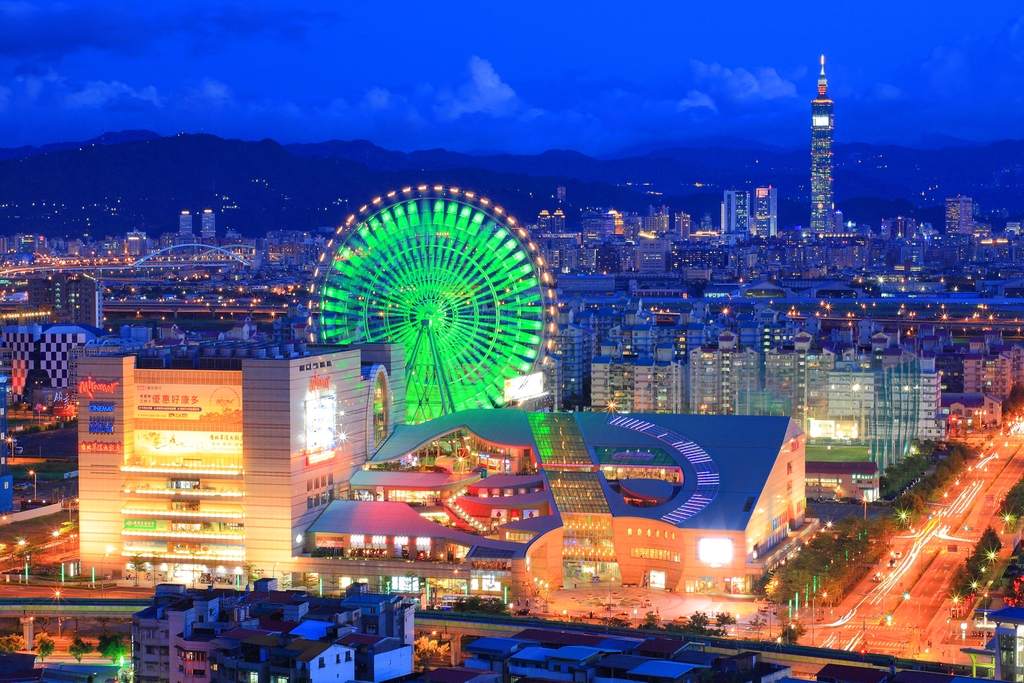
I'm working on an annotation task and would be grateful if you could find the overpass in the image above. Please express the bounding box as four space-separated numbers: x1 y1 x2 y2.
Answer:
416 611 981 675
0 597 150 618
0 598 985 677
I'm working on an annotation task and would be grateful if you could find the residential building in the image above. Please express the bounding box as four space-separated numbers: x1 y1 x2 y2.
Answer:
27 273 103 327
687 333 761 415
591 346 684 413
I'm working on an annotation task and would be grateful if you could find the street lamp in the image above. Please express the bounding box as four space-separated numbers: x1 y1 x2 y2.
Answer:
101 545 114 598
28 469 36 501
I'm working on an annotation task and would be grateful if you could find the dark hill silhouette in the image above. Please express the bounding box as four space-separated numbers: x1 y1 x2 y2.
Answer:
1 131 1022 238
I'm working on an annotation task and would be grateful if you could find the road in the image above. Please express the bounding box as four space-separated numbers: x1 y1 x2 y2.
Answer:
806 436 1024 664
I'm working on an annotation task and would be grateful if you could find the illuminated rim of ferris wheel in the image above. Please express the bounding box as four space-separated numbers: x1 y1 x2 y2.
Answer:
312 185 558 424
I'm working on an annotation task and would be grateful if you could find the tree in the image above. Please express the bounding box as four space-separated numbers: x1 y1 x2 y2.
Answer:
35 634 55 661
128 554 147 587
749 614 767 640
98 633 129 664
666 611 725 637
414 636 450 671
640 611 662 630
779 617 806 644
451 596 510 615
716 611 737 627
69 636 94 662
0 633 25 652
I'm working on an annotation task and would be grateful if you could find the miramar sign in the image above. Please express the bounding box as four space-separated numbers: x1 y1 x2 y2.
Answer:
78 376 120 399
309 371 331 392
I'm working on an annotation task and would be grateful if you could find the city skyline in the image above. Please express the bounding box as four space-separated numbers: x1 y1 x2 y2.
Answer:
0 2 1021 154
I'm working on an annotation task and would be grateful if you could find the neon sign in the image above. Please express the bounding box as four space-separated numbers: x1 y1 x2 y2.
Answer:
78 377 120 399
80 440 123 454
611 451 655 461
89 403 116 413
309 371 331 392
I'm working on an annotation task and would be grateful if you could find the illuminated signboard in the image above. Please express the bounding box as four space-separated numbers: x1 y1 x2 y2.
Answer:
812 114 830 127
136 430 242 460
611 450 655 461
78 376 120 399
305 395 338 465
309 371 331 392
697 538 734 566
134 381 243 467
89 403 116 413
503 372 545 403
80 440 123 454
88 417 115 434
136 383 241 422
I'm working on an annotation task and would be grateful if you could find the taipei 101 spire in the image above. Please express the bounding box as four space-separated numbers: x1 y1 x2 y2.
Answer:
810 55 834 234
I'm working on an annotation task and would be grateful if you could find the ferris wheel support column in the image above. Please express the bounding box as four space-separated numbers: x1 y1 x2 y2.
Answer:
426 323 456 418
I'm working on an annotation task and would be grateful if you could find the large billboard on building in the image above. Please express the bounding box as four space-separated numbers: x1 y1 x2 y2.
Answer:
136 383 242 423
134 381 244 465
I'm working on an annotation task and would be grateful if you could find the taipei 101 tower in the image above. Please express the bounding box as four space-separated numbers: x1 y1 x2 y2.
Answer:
810 55 834 234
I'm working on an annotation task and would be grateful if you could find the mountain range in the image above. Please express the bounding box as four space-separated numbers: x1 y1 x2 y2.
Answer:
0 131 1021 239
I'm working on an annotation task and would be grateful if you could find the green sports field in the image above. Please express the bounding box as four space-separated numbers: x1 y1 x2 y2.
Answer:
805 444 872 462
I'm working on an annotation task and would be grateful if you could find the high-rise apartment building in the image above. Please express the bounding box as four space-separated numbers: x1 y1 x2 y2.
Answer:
201 209 216 240
810 55 834 234
27 274 103 327
722 190 751 240
753 186 778 238
591 346 683 413
945 196 974 234
556 186 566 202
687 332 761 414
179 211 193 236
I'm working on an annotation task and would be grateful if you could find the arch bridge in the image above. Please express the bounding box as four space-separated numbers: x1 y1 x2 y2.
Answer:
133 243 252 268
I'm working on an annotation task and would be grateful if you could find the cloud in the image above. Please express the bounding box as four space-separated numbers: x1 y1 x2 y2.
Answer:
0 2 342 61
64 80 161 108
185 4 341 42
691 61 797 102
0 2 152 58
435 56 521 120
677 90 716 112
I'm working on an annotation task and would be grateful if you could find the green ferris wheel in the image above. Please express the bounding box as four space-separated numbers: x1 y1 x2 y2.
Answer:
313 186 557 424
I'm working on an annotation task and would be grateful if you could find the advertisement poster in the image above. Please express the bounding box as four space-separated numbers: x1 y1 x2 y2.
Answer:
136 383 242 423
135 430 242 460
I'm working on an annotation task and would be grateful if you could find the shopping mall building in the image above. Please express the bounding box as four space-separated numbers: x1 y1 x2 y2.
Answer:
79 342 813 600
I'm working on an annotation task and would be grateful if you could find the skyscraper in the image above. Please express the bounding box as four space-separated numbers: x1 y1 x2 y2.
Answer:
753 186 778 238
945 196 974 234
810 55 834 234
674 211 692 240
179 210 193 236
722 190 751 240
201 209 216 240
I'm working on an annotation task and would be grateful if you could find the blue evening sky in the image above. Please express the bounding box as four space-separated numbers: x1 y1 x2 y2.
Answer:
0 1 1021 154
